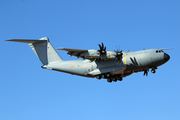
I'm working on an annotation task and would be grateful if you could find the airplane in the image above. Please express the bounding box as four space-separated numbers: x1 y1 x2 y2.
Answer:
6 37 172 83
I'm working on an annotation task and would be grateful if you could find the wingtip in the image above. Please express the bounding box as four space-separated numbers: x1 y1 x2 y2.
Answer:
56 48 64 50
160 48 174 50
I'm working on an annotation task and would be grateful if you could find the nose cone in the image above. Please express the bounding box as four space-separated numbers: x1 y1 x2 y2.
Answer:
164 53 170 62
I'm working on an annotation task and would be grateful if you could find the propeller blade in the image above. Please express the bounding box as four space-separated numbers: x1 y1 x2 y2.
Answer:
98 42 107 56
102 42 104 49
114 46 123 63
104 46 106 51
98 44 102 51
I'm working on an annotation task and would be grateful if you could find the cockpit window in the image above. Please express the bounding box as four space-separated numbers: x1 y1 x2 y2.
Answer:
156 50 163 53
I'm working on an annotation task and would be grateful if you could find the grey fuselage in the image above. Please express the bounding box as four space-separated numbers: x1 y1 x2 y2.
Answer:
43 49 170 78
7 37 170 81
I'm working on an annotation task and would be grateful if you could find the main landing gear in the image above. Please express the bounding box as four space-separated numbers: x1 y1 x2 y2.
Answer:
96 74 123 83
107 77 122 83
107 79 112 83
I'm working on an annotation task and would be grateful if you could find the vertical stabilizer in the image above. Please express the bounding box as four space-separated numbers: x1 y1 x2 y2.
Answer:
29 39 48 65
46 38 63 63
29 37 63 65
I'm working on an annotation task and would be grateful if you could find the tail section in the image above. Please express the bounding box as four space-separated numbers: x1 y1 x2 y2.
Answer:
29 37 63 65
6 37 63 65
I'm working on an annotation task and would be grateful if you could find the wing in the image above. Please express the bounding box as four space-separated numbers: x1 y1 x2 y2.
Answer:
57 48 104 60
57 48 88 52
57 48 89 58
57 48 120 61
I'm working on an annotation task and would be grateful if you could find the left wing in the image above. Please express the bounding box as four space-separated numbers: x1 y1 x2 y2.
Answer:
57 48 88 58
57 43 124 62
57 48 88 52
57 48 112 60
57 48 98 59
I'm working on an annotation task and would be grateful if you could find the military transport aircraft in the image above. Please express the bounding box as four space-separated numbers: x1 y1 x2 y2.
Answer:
6 37 172 83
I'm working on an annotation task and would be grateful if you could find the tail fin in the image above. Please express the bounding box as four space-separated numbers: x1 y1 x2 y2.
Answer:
6 37 63 65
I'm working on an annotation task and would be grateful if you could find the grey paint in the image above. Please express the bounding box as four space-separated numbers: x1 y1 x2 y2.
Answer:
6 37 171 82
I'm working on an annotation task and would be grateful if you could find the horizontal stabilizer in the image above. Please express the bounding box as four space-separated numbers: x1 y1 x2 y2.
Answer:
6 37 63 65
6 39 47 43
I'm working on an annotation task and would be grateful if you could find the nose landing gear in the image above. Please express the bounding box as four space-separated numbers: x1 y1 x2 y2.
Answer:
143 67 157 76
151 67 157 74
151 69 156 73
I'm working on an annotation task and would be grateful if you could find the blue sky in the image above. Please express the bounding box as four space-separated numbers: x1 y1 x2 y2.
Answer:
1 0 180 120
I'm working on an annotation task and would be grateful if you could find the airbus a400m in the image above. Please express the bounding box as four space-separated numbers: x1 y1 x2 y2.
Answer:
7 37 172 83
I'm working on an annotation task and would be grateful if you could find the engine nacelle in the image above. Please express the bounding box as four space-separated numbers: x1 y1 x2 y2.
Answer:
88 49 100 56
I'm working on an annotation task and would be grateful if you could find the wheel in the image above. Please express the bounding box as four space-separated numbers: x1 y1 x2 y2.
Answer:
102 75 105 78
118 77 123 81
96 76 101 80
112 78 117 82
151 69 156 73
107 79 112 83
106 74 110 77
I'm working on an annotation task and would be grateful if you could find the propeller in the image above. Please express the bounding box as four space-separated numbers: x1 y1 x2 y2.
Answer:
98 42 106 56
114 46 123 63
143 69 149 76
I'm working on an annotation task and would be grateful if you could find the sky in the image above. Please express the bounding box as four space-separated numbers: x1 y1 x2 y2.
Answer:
0 0 180 120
